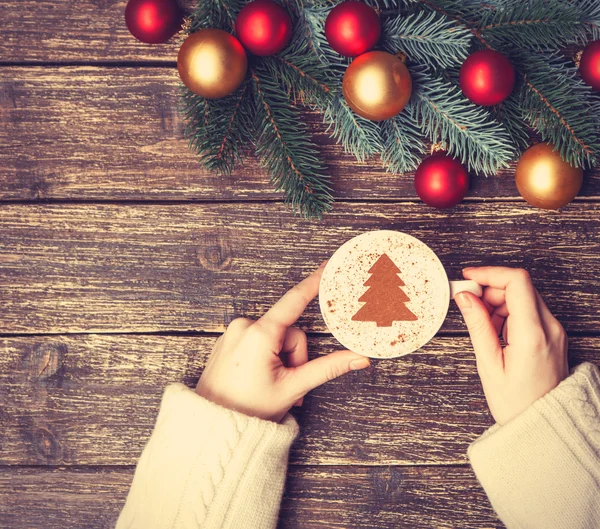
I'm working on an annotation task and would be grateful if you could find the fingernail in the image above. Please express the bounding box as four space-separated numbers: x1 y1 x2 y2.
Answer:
319 260 329 269
454 291 472 309
349 357 370 370
462 267 474 273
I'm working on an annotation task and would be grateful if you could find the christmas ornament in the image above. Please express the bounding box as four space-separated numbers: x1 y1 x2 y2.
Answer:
235 0 293 56
579 40 600 91
125 0 182 44
342 51 412 121
459 50 515 106
178 29 248 98
179 0 600 219
414 153 470 209
515 143 583 209
325 1 381 57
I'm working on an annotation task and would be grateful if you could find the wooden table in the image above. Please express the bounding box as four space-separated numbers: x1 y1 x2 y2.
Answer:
1 2 599 528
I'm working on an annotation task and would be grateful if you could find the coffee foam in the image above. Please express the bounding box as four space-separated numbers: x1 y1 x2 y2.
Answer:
319 231 450 358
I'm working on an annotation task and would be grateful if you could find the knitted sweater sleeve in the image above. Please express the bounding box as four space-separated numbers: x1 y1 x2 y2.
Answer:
468 362 600 529
115 383 299 529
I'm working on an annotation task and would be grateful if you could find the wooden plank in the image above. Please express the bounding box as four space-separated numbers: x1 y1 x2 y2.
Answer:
0 334 597 466
0 1 195 62
0 465 502 529
1 67 599 200
0 203 599 334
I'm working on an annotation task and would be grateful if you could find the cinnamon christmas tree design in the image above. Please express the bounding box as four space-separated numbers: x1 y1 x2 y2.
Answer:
352 253 418 327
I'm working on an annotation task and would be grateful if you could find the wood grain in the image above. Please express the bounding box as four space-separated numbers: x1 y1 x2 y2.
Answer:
1 334 597 466
0 465 502 529
0 0 195 62
1 67 599 201
0 203 599 334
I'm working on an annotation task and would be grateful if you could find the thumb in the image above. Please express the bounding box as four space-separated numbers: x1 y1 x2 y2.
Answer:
286 350 370 397
455 292 503 373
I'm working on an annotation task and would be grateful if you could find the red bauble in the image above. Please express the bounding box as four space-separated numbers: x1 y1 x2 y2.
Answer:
459 50 515 106
235 0 292 56
325 1 381 57
414 153 470 209
125 0 182 44
580 40 600 91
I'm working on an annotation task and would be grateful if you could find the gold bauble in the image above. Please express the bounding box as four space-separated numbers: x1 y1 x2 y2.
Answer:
342 51 412 121
516 143 583 210
177 29 247 98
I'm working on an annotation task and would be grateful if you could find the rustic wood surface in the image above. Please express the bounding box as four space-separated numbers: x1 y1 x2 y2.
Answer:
0 203 599 334
1 67 600 201
0 466 503 529
1 334 598 468
2 2 600 527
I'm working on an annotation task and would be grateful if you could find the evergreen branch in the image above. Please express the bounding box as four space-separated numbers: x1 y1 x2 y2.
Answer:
188 0 245 32
251 66 333 218
323 96 384 162
409 67 515 175
514 52 600 168
412 0 492 48
180 83 254 175
294 4 343 66
382 11 472 69
270 55 332 105
569 0 600 39
491 93 530 152
478 0 586 50
268 13 338 105
380 109 427 174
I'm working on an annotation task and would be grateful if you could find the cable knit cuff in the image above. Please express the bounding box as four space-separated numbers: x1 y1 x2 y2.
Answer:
468 362 600 529
116 383 299 529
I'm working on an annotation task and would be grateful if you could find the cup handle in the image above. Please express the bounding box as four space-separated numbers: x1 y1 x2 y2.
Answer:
449 280 482 299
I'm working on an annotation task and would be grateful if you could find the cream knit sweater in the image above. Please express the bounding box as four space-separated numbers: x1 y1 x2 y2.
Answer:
116 363 600 529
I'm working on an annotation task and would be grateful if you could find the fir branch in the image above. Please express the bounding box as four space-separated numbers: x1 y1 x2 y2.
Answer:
409 67 515 175
380 109 427 174
569 0 600 39
323 96 384 162
514 51 600 168
293 4 343 66
491 93 530 152
251 66 333 218
408 0 493 48
477 0 586 51
269 55 332 106
267 11 338 106
271 8 381 162
383 11 472 69
188 0 245 32
181 83 254 175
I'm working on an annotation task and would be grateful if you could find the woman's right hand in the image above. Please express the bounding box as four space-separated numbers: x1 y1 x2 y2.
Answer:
454 267 569 425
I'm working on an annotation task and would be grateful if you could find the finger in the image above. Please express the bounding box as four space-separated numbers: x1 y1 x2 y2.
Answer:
534 291 566 346
463 267 542 333
285 350 370 397
490 311 507 337
534 291 557 328
454 292 503 374
281 327 309 364
482 287 508 312
258 261 328 331
481 289 508 336
281 327 310 407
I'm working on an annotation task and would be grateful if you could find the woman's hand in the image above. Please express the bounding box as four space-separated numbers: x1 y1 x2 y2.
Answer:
454 266 569 425
196 262 370 422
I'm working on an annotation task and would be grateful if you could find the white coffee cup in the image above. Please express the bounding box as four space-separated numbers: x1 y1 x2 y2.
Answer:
319 230 481 358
